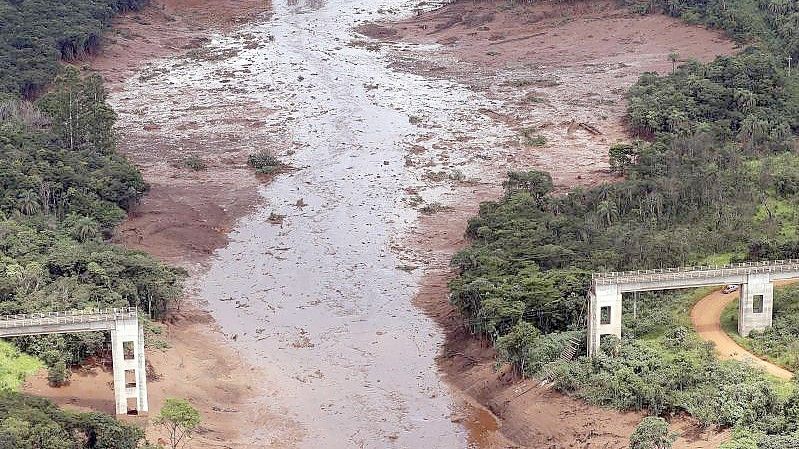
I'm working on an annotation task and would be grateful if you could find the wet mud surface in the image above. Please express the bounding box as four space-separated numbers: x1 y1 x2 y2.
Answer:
184 0 520 446
367 1 738 447
27 0 741 447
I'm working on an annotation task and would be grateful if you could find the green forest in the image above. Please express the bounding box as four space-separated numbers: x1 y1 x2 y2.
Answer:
450 0 799 447
0 0 184 446
0 0 147 97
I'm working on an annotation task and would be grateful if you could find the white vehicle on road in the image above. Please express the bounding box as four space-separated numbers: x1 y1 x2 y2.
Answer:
722 284 740 294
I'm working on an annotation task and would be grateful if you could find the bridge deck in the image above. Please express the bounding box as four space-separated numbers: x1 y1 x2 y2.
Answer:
0 308 137 337
593 259 799 292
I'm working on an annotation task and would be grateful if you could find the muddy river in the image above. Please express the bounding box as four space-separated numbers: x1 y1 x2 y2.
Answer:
112 0 515 446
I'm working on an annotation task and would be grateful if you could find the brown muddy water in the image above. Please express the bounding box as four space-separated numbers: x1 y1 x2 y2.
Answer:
111 0 518 447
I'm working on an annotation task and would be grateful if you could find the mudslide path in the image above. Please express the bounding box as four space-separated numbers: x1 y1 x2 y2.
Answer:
691 288 793 380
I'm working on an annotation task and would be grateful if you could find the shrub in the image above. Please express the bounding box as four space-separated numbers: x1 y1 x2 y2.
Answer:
183 154 207 171
47 360 70 386
247 150 282 174
629 417 674 449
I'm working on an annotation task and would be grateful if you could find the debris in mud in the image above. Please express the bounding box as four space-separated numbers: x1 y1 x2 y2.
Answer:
405 193 424 207
349 39 382 52
211 406 239 413
293 369 324 383
577 121 603 135
179 36 211 50
420 202 450 215
408 115 423 125
396 264 418 272
186 46 242 62
268 212 285 224
292 329 315 348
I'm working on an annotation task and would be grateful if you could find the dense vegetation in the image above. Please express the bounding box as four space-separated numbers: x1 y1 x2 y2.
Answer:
0 392 147 448
0 0 183 444
450 0 799 446
1 69 184 368
0 0 147 97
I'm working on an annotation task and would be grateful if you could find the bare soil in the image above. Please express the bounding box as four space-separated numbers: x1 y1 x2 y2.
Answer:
381 1 739 447
25 308 302 447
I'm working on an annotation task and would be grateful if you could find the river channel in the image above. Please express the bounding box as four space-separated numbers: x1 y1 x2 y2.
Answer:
113 0 513 446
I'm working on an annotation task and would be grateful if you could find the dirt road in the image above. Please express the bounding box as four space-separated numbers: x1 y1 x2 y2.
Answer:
691 288 794 380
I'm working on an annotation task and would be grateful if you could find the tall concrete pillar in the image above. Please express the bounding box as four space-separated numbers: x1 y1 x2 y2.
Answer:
738 273 774 336
137 324 149 413
110 316 148 415
587 284 622 357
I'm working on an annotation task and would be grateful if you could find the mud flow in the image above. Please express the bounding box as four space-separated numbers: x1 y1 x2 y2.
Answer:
110 0 519 447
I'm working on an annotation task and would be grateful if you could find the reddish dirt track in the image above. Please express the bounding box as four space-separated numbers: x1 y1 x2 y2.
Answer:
692 288 794 380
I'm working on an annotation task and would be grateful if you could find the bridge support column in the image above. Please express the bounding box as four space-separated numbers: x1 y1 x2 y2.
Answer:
738 273 774 337
588 284 622 357
110 317 148 415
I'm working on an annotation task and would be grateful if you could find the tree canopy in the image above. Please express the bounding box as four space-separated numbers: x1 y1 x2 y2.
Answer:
0 0 148 97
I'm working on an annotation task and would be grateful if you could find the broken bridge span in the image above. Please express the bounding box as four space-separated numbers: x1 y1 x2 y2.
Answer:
0 307 147 415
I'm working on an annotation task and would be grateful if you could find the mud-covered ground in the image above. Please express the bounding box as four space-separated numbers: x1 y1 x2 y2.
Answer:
362 0 737 188
95 0 278 263
24 0 740 448
366 1 737 447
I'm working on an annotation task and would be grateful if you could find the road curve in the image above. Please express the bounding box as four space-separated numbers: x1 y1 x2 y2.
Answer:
691 288 794 380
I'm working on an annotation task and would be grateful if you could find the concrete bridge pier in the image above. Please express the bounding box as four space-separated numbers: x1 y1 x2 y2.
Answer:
738 273 774 336
0 308 148 415
587 284 622 356
110 317 148 415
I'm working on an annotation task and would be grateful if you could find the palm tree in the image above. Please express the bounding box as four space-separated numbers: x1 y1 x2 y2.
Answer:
72 216 99 242
668 51 680 73
738 115 769 146
17 190 40 216
734 89 756 113
769 0 789 15
596 200 618 226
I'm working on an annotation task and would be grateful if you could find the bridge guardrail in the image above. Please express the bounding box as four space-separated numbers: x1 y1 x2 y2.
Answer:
593 260 799 286
0 308 137 329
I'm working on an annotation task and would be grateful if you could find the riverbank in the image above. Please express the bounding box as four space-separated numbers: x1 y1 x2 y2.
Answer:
370 1 737 446
96 0 275 263
22 0 304 446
